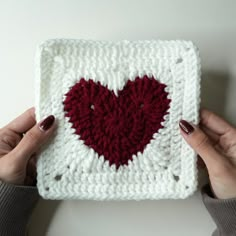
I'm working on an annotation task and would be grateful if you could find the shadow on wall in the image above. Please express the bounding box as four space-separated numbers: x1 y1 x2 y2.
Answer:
198 70 230 189
201 70 230 117
29 199 61 236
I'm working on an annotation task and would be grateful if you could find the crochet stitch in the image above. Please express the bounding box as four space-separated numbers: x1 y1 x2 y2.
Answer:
63 76 171 169
35 39 201 200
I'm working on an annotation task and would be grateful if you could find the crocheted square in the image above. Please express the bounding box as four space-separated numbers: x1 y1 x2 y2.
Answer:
35 39 201 200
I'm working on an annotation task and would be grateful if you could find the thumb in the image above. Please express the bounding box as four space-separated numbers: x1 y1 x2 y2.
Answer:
10 115 56 165
179 120 225 171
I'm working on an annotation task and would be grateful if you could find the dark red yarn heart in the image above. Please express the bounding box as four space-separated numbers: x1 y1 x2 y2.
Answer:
63 75 171 169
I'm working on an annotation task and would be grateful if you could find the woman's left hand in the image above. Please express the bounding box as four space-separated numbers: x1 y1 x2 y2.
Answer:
0 107 56 186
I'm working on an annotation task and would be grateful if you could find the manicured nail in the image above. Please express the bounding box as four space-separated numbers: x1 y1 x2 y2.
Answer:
179 120 194 135
39 115 55 131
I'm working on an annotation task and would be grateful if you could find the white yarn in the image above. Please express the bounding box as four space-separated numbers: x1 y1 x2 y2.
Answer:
35 39 201 200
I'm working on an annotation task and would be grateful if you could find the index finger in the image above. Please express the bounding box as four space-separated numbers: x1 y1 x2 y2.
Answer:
200 109 234 135
3 107 36 134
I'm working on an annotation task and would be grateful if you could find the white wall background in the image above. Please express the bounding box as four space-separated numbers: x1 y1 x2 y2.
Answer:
0 1 236 235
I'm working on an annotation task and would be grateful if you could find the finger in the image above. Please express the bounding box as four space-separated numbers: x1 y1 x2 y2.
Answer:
179 120 227 170
201 125 236 157
214 143 224 155
200 109 234 135
10 115 56 165
4 107 36 134
30 153 37 164
201 125 219 144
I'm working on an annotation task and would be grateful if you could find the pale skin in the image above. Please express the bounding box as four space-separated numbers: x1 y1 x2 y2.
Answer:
180 109 236 199
0 107 236 200
0 107 56 186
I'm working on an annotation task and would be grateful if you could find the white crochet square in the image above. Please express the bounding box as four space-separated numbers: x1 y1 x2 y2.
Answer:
35 39 201 200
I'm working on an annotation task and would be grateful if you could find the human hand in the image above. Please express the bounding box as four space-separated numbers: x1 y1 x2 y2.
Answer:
179 109 236 199
0 107 56 186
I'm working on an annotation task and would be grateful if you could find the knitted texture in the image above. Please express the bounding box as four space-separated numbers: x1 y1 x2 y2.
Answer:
35 39 201 200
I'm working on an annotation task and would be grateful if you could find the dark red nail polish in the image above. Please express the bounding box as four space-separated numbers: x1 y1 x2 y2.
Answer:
179 120 194 135
39 115 55 131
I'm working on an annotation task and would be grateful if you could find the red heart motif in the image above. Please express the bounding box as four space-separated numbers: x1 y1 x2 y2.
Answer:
63 75 171 169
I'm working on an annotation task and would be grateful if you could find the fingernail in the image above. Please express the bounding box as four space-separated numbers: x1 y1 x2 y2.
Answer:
39 115 55 131
179 120 194 135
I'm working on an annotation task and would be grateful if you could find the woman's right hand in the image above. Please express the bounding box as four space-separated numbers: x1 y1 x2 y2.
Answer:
179 109 236 199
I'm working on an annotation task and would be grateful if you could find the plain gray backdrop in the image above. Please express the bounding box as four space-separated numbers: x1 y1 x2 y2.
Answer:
0 1 236 235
